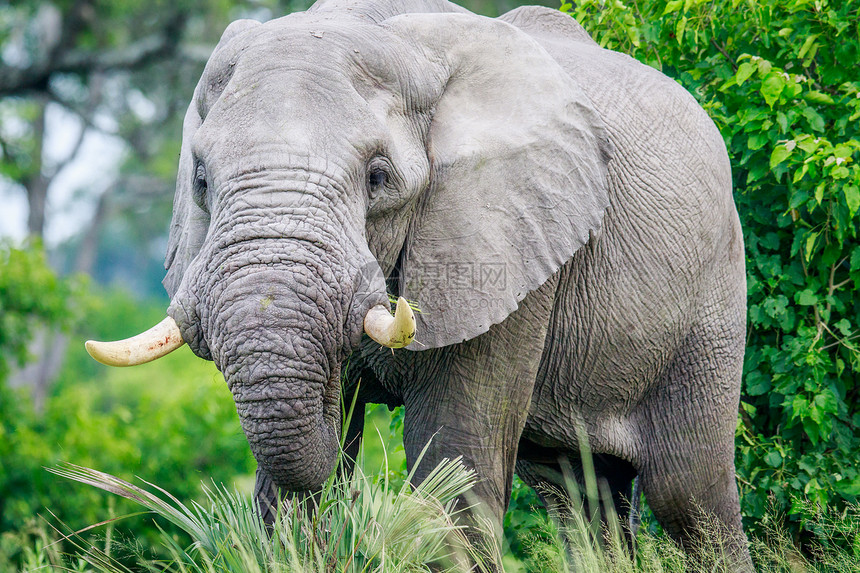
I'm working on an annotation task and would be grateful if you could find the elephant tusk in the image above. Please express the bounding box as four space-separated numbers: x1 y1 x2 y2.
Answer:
85 317 185 367
364 297 416 348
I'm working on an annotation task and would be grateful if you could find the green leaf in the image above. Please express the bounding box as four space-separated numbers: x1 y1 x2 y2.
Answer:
834 144 854 158
661 0 685 16
805 232 819 261
764 450 783 468
837 477 860 497
756 58 772 75
776 111 789 132
832 165 850 179
805 90 835 105
748 131 770 150
844 185 860 218
850 246 860 272
736 62 757 85
793 163 809 183
803 418 821 445
796 289 818 305
675 15 687 45
746 371 771 395
796 135 822 153
798 33 819 60
761 72 786 107
759 232 780 250
770 144 793 168
813 390 838 415
834 318 852 336
802 107 826 132
815 182 825 204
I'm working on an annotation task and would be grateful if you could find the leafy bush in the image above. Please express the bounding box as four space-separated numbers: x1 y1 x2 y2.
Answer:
564 0 860 545
0 349 255 556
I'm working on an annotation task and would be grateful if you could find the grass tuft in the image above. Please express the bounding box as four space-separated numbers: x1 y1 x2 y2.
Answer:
46 440 498 572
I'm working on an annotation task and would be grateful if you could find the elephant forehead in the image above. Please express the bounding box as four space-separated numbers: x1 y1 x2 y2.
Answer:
201 15 433 117
193 76 383 165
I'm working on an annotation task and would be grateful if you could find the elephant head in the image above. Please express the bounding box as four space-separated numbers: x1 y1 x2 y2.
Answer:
86 4 612 493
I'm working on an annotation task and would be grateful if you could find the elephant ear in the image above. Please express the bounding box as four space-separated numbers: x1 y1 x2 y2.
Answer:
386 13 613 349
163 19 259 298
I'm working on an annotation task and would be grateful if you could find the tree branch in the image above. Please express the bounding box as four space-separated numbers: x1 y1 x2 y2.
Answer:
710 38 737 72
46 74 104 177
0 14 184 96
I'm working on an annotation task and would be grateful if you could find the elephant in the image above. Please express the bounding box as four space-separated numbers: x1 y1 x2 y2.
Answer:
86 0 752 567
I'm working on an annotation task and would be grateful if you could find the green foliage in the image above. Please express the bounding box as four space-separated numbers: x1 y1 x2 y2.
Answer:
0 241 76 379
0 350 255 560
564 0 860 546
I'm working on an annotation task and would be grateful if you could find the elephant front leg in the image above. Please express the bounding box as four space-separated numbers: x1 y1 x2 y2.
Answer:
400 283 557 539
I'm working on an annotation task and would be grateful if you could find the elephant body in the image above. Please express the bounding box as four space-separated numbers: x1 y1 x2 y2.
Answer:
351 4 746 547
146 0 750 566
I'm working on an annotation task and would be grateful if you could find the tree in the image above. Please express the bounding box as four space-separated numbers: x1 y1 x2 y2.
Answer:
0 0 207 407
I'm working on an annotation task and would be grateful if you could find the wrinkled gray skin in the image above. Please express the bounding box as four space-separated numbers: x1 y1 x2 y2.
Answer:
163 0 750 567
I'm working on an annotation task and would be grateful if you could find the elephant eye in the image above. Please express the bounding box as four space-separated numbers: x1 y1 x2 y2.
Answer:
193 163 209 211
368 167 388 192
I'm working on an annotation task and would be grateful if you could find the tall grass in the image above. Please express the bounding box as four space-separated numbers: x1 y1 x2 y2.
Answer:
44 437 499 573
513 474 860 573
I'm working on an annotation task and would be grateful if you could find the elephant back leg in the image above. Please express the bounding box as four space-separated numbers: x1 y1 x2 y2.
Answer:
634 315 752 570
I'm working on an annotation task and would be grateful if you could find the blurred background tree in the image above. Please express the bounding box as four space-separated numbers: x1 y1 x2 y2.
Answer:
0 0 556 408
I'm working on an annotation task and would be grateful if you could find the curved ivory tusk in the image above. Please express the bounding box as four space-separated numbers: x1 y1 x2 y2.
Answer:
364 297 416 348
85 317 185 367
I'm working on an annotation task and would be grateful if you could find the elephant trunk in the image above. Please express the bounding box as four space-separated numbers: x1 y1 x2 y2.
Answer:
168 223 385 490
229 357 340 491
205 263 344 490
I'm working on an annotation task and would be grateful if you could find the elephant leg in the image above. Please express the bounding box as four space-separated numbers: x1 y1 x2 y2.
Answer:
515 453 638 552
636 323 752 571
400 284 557 539
590 454 638 549
514 458 567 513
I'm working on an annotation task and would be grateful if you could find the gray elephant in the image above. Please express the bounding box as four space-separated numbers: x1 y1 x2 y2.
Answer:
86 0 751 566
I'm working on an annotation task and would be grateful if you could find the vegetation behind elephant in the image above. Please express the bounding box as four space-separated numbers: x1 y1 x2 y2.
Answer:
86 0 752 568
